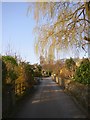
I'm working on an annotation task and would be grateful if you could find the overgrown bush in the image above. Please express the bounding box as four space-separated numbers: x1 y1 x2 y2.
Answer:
2 60 7 86
74 58 90 84
65 57 76 71
2 55 42 86
24 62 34 86
60 66 71 79
52 60 63 77
2 55 18 66
33 64 42 77
65 58 76 78
2 55 18 84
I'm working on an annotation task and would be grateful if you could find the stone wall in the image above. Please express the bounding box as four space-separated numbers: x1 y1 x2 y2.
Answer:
53 76 90 114
52 75 89 113
64 79 89 112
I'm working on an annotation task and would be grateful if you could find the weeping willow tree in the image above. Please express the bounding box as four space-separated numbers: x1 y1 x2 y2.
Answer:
28 1 90 60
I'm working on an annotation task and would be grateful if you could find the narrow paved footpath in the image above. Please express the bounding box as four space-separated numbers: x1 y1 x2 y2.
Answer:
12 77 87 118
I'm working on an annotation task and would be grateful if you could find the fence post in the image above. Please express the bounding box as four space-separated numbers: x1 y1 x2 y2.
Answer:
19 83 21 95
11 81 16 106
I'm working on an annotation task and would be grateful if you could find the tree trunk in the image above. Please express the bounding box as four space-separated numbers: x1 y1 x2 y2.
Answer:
85 2 90 58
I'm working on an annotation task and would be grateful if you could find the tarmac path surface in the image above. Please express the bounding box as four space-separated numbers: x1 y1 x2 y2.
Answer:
11 77 87 118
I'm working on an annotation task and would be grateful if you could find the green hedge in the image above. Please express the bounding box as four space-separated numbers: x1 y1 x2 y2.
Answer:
74 58 90 84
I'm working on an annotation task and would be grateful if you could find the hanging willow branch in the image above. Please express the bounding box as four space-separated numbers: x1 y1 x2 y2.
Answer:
29 2 90 59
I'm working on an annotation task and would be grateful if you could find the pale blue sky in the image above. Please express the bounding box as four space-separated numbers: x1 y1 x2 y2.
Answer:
1 2 88 64
0 2 2 55
2 2 40 64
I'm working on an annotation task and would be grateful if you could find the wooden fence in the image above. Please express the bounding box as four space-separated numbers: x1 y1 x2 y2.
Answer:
2 81 32 118
15 82 26 96
2 77 42 118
